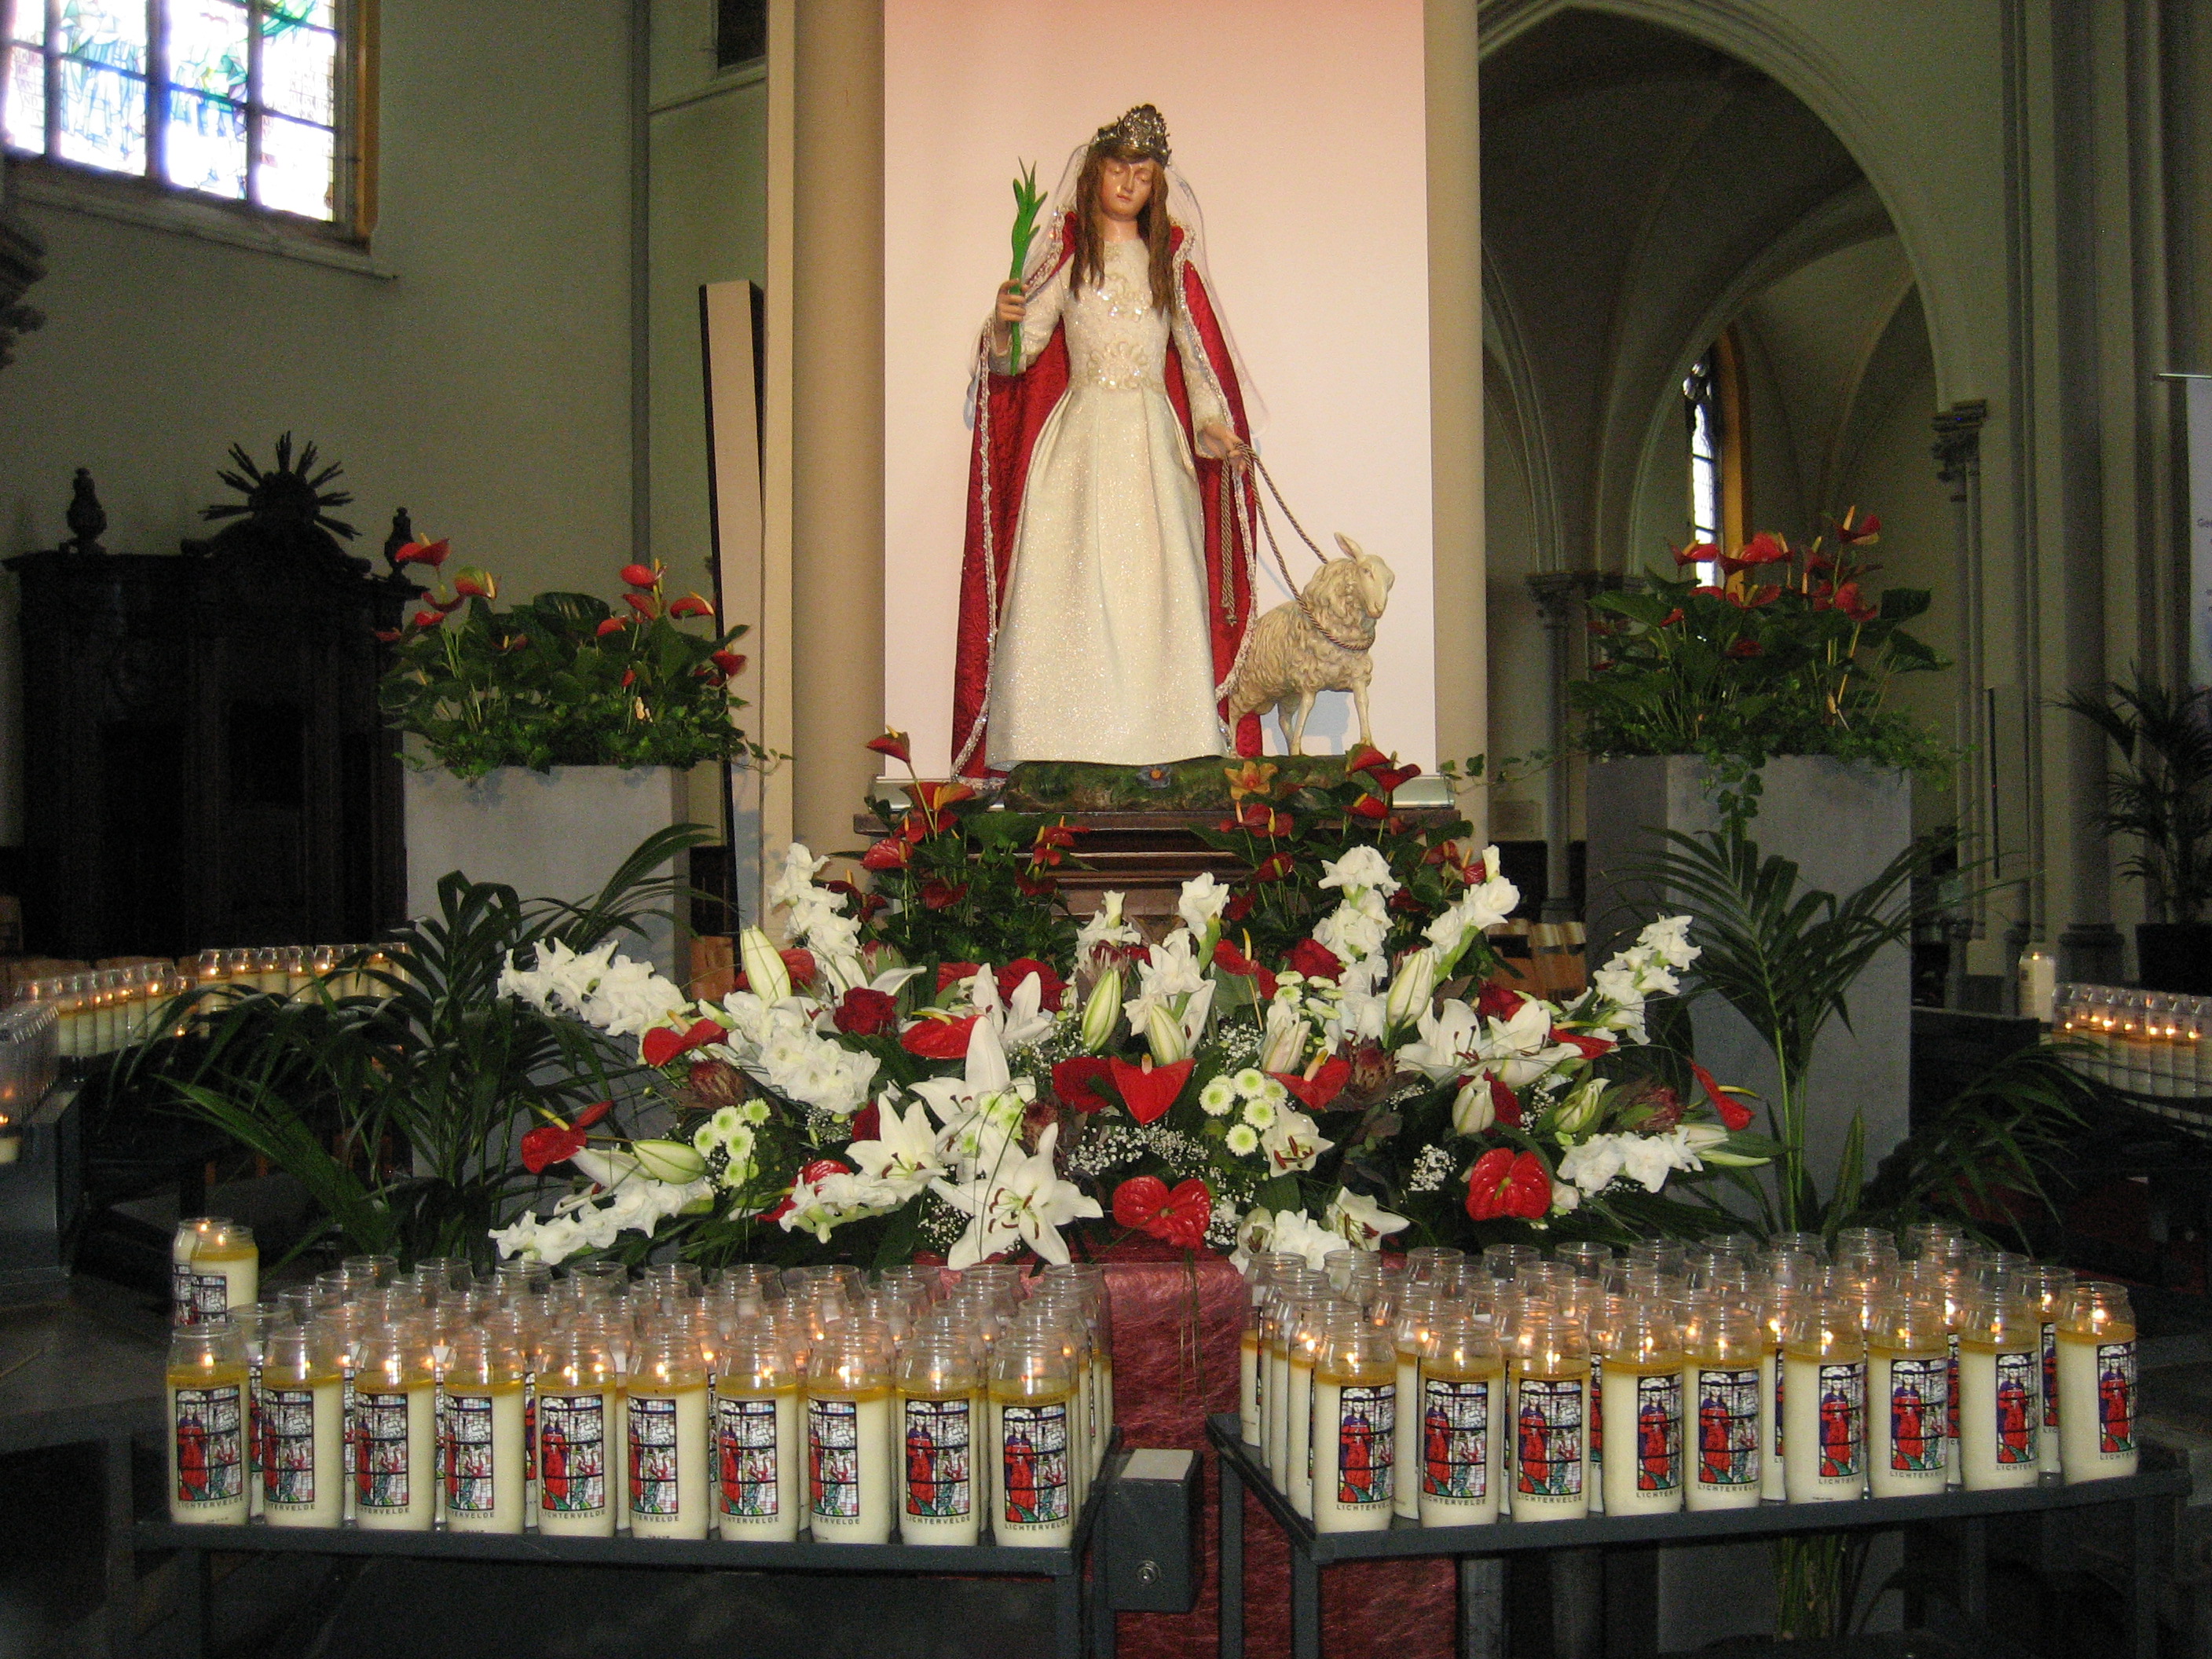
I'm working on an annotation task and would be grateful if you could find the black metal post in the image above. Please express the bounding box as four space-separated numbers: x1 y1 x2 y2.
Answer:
1220 1456 1245 1659
1457 1555 1506 1659
1290 1539 1322 1659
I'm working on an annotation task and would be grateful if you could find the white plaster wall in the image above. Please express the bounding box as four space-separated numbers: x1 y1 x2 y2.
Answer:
881 0 1436 776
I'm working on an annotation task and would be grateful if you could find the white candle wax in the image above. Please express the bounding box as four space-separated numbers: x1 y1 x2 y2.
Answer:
1600 1361 1683 1515
987 1389 1077 1547
1684 1363 1762 1511
1866 1350 1948 1497
261 1377 346 1528
1068 1357 1093 1513
1239 1330 1262 1446
1095 1357 1114 1472
1287 1355 1316 1518
353 1384 438 1530
610 1383 629 1529
1415 1367 1501 1526
1311 1375 1395 1533
1263 1341 1291 1476
714 1384 803 1541
809 1388 895 1544
536 1386 617 1536
627 1386 711 1539
1957 1340 2040 1490
897 1388 981 1545
1509 1368 1591 1521
189 1243 258 1324
2057 1330 2137 1482
1781 1353 1866 1502
443 1385 526 1534
166 1371 251 1524
1393 1346 1423 1518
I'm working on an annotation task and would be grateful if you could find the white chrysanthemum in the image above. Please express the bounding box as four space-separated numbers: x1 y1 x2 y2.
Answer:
1199 1076 1238 1117
1232 1067 1269 1098
1240 1097 1277 1130
1225 1123 1260 1155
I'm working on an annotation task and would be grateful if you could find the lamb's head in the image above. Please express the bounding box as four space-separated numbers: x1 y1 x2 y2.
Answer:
1331 533 1395 620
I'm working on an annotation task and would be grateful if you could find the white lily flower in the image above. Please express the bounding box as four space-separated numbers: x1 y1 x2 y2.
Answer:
1451 1073 1496 1134
738 927 792 1005
1177 872 1232 943
1075 892 1141 969
1399 998 1481 1082
1260 1108 1333 1174
846 1097 948 1203
1079 967 1122 1052
931 1123 1102 1269
1384 947 1441 1033
1324 1187 1412 1247
1258 1002 1312 1074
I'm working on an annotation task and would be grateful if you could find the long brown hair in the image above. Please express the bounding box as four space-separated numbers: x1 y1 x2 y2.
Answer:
1071 145 1177 313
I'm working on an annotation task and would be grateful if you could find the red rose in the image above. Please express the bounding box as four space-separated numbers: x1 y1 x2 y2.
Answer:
833 987 898 1035
1107 1057 1194 1125
848 1102 881 1144
1051 1056 1117 1112
1465 1147 1550 1221
1286 939 1342 982
998 958 1066 1011
901 1014 978 1059
1112 1175 1213 1250
1223 891 1254 922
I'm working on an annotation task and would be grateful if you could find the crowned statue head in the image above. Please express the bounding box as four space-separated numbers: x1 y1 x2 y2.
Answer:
1074 104 1177 310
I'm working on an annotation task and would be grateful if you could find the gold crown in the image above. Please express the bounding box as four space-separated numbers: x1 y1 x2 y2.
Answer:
1093 104 1170 164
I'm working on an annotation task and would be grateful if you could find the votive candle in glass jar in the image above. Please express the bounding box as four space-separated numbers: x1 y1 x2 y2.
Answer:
187 1220 259 1325
1760 1284 1800 1501
1391 1291 1444 1519
1313 1313 1395 1533
1867 1292 1949 1497
1509 1299 1591 1521
1782 1295 1866 1502
2020 1263 2076 1475
1958 1284 2042 1490
441 1324 528 1534
1683 1298 1763 1511
2058 1281 2137 1482
1286 1297 1330 1519
1416 1307 1503 1526
260 1321 346 1527
537 1325 619 1536
896 1330 983 1544
714 1323 804 1541
627 1326 712 1539
167 1317 251 1524
987 1328 1077 1547
808 1321 896 1544
352 1319 438 1530
1600 1298 1684 1515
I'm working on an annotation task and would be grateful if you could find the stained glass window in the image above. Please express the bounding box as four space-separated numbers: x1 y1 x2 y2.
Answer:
1684 347 1724 584
4 0 345 225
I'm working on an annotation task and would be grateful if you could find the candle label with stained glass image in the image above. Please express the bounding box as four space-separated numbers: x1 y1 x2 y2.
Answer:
1422 1378 1489 1501
537 1393 608 1514
1632 1374 1681 1492
1331 1383 1393 1507
172 1385 245 1507
2042 1324 2060 1431
903 1397 973 1519
1516 1377 1584 1498
1994 1351 2038 1465
1886 1357 1945 1473
628 1397 683 1518
718 1396 782 1518
810 1396 865 1522
354 1392 413 1512
264 1386 325 1507
445 1393 498 1514
1818 1363 1866 1479
1694 1368 1758 1487
2097 1342 2137 1454
998 1401 1071 1526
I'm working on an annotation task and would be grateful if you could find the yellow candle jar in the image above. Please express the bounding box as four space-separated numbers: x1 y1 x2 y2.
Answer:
2020 1263 2076 1475
1391 1291 1444 1519
713 1325 804 1542
352 1320 438 1530
1867 1295 1950 1498
260 1322 346 1528
809 1322 897 1544
987 1329 1078 1548
1599 1300 1683 1517
1683 1299 1763 1512
1958 1287 2042 1491
1760 1287 1801 1501
1782 1296 1866 1503
1286 1301 1328 1520
167 1319 251 1525
897 1331 983 1546
1509 1301 1591 1522
627 1330 712 1540
1313 1316 1396 1534
2058 1281 2137 1483
441 1324 528 1535
1417 1309 1503 1526
187 1221 260 1324
537 1327 619 1536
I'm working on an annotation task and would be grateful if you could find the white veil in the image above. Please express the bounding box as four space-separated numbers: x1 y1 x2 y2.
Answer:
966 129 1268 434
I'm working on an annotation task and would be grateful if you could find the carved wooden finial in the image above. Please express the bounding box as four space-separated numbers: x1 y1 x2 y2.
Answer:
63 467 106 554
383 507 416 569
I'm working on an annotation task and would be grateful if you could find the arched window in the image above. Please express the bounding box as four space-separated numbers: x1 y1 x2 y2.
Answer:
1683 328 1746 580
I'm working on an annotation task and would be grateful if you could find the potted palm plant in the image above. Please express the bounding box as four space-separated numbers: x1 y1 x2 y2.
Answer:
2060 676 2212 994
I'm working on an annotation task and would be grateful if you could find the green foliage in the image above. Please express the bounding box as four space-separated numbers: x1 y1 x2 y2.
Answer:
2059 675 2212 922
139 826 711 1267
1572 521 1949 830
379 584 764 781
850 784 1083 969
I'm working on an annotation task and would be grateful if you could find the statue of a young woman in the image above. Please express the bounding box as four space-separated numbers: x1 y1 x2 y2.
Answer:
950 105 1262 778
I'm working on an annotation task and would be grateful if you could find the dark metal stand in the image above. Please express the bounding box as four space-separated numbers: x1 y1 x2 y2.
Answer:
142 1440 1127 1659
1208 1413 2190 1659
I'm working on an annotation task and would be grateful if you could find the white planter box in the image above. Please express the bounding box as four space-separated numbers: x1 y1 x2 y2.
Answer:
403 764 687 979
1584 754 1914 1197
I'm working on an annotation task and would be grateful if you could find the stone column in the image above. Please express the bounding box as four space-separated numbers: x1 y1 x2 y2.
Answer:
1526 569 1604 923
1931 401 1994 978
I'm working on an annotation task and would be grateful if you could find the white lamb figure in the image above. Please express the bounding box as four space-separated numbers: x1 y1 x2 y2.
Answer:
1222 534 1395 756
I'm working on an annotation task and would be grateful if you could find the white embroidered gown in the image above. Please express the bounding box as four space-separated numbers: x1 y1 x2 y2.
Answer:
985 237 1230 768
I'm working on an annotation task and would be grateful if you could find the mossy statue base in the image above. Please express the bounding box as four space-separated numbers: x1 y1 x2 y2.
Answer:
998 754 1356 812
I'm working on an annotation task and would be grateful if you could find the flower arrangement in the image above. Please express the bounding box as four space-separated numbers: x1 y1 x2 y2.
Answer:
489 747 1772 1273
1572 511 1947 826
377 544 762 780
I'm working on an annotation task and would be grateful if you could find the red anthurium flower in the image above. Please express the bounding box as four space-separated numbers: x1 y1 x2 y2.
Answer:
1690 1060 1755 1131
998 958 1067 1011
393 537 450 568
712 650 747 679
936 961 983 994
621 669 637 688
1465 1147 1551 1221
921 878 968 910
1108 1056 1195 1125
1372 763 1423 793
1833 582 1878 623
1251 852 1296 884
780 948 817 988
1287 939 1342 982
1489 1075 1524 1128
758 1156 848 1221
1273 1055 1351 1112
595 617 628 638
901 1013 978 1059
1659 609 1685 627
1726 639 1763 658
1112 1175 1213 1250
619 562 661 588
1052 1056 1117 1112
1690 585 1727 599
519 1122 588 1173
866 729 912 766
641 1018 728 1069
1211 939 1278 1000
452 567 499 599
1223 891 1254 922
1549 1029 1616 1060
1349 794 1389 820
373 628 402 644
1735 532 1789 566
412 609 445 629
624 591 660 619
1345 744 1390 777
1474 981 1525 1020
833 987 899 1035
860 837 912 871
668 592 715 619
1674 541 1718 567
1743 584 1782 608
1835 511 1881 544
906 780 976 814
1016 873 1059 898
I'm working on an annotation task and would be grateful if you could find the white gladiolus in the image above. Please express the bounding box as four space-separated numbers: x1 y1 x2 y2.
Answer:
1176 872 1232 943
1317 845 1400 902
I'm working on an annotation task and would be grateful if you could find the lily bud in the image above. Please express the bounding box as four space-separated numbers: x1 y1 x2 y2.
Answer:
1450 1074 1495 1135
1080 967 1122 1052
1144 1001 1190 1065
1384 947 1440 1033
1553 1074 1607 1137
738 926 792 1004
1258 1004 1310 1074
628 1138 708 1184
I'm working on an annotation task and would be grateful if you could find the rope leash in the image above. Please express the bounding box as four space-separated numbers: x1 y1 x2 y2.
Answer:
1230 452 1372 652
